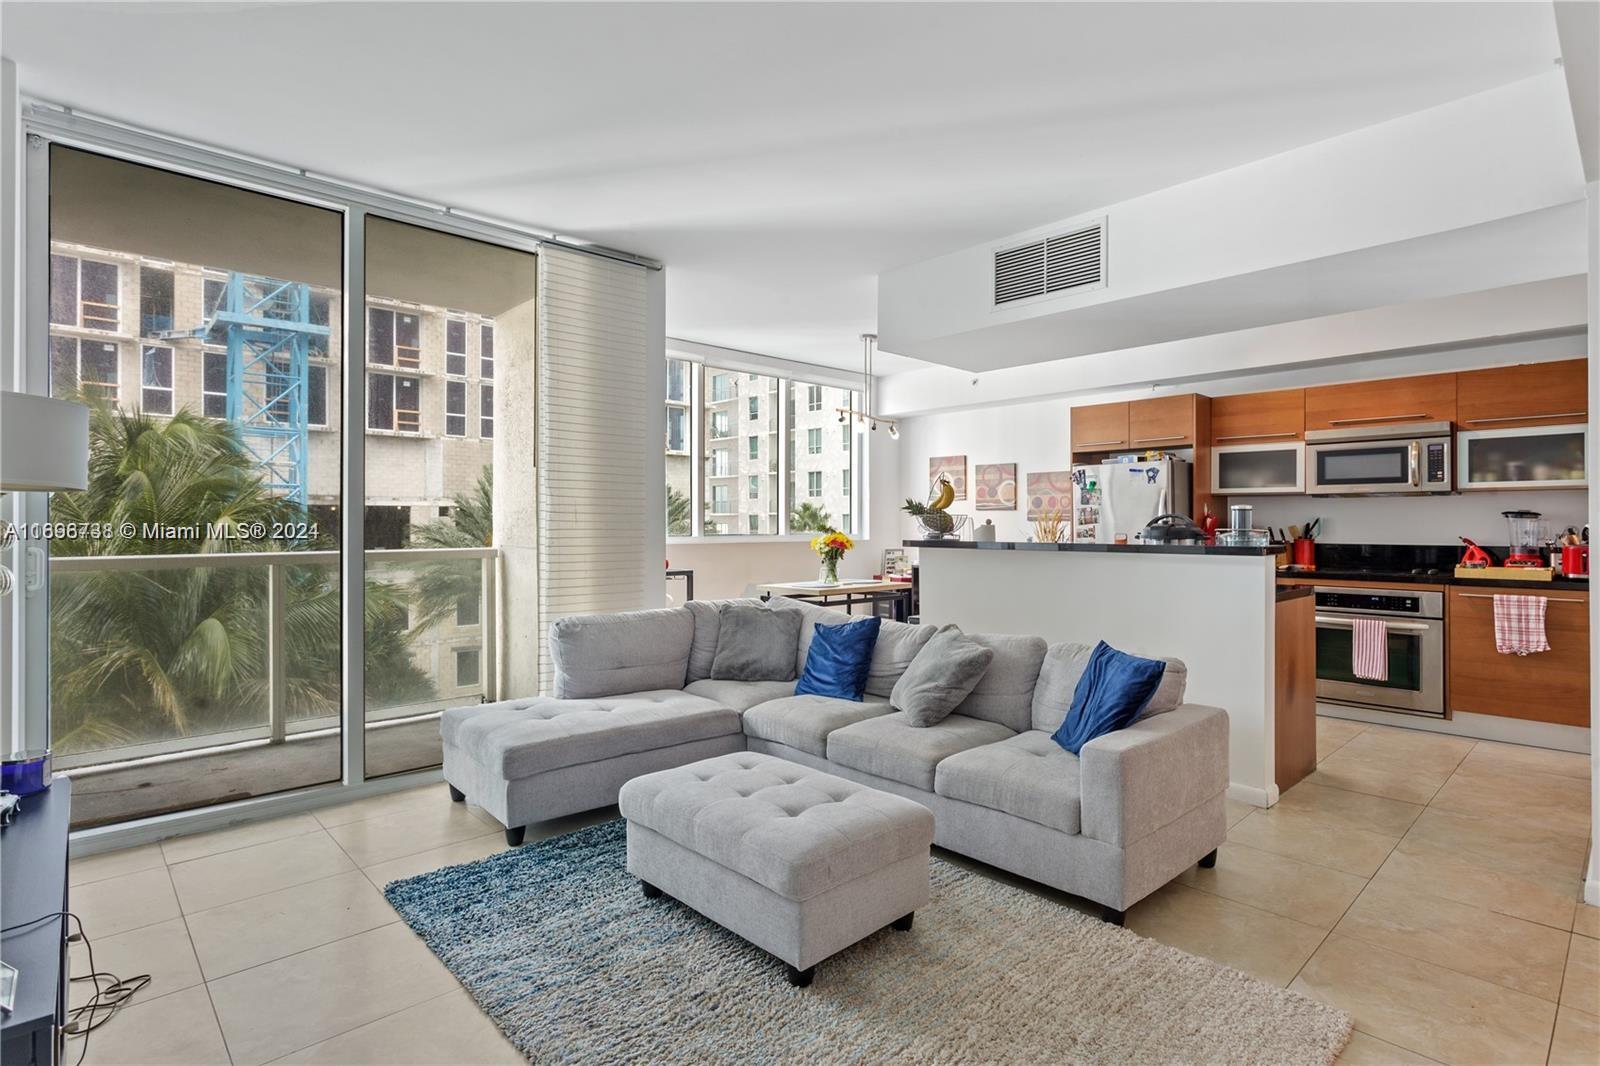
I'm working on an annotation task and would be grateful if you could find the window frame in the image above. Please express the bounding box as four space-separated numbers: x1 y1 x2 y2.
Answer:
367 305 422 369
445 316 468 377
368 370 422 433
140 343 174 414
50 252 121 332
201 346 228 418
480 383 494 438
444 377 467 437
50 335 120 402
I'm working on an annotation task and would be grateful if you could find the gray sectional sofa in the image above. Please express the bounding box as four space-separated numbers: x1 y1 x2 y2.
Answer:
441 597 1229 920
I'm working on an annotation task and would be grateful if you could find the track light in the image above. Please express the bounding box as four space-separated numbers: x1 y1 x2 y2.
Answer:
888 422 898 439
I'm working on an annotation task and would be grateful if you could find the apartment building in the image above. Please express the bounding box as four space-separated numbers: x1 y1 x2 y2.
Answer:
48 240 494 544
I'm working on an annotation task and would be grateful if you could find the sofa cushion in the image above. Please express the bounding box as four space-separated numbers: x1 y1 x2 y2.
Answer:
441 691 739 779
796 616 881 700
933 730 1083 834
1031 641 1188 733
863 619 937 698
825 710 1015 791
685 597 766 683
684 678 796 712
742 693 893 757
788 597 861 674
710 603 802 682
953 633 1048 732
891 625 994 727
549 607 695 699
618 751 934 901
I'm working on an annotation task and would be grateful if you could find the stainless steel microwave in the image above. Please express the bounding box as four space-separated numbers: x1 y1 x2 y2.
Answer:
1304 421 1452 495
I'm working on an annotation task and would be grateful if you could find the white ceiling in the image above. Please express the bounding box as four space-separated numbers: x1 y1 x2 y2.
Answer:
0 1 1565 373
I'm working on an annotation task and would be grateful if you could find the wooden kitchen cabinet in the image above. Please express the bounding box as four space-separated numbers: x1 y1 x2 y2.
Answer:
1456 360 1587 428
1211 389 1305 443
1129 394 1208 448
1447 586 1589 726
1070 401 1130 453
1275 588 1317 791
1304 373 1457 432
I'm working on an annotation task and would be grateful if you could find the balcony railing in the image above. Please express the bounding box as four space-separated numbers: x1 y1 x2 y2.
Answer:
49 546 499 771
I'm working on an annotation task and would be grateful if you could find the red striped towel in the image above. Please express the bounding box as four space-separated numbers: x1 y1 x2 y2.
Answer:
1352 618 1388 681
1493 594 1550 655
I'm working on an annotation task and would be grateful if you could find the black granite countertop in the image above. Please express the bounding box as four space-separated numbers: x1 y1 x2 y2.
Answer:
1276 585 1314 602
903 539 1279 557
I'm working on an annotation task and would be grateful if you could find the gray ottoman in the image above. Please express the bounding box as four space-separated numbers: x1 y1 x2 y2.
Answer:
618 751 934 987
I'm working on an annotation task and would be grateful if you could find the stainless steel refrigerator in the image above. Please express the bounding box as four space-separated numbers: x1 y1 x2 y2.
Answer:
1070 459 1193 543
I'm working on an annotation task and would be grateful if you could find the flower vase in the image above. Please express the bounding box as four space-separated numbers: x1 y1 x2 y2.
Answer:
819 558 839 585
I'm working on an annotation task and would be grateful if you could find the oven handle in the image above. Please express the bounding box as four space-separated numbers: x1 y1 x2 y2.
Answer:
1315 616 1432 632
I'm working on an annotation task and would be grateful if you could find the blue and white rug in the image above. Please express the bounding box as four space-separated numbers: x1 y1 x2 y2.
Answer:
384 820 1350 1064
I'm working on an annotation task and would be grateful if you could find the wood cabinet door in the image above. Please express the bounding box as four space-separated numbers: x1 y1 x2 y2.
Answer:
1447 587 1589 726
1129 395 1197 447
1211 389 1304 443
1070 401 1129 452
1456 360 1587 428
1304 373 1457 432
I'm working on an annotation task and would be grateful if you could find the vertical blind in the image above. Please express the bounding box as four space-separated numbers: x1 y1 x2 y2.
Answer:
537 245 652 692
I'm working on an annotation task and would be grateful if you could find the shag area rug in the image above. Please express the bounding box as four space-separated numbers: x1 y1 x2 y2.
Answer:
384 820 1351 1065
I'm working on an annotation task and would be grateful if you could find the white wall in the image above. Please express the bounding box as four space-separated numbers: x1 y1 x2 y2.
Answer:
894 335 1589 548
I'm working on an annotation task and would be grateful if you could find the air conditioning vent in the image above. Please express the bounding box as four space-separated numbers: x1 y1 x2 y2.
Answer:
993 220 1105 305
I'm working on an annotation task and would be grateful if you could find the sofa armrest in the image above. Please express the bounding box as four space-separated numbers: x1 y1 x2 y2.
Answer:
1078 704 1229 847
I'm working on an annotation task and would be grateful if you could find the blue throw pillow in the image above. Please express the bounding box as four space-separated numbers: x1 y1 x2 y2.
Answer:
1050 641 1167 755
795 617 882 701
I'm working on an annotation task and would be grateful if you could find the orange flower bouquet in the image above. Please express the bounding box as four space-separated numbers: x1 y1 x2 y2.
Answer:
810 528 854 585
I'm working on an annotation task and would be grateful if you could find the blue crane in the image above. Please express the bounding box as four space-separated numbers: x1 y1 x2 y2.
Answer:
159 273 328 508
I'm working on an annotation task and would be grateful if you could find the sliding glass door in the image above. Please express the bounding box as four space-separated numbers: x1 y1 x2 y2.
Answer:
361 217 536 778
45 147 344 828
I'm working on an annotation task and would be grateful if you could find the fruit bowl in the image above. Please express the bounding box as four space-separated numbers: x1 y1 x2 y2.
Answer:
917 513 971 540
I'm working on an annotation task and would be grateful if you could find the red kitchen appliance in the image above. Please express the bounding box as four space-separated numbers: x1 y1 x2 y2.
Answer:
1502 510 1547 568
1562 544 1589 578
1459 537 1492 568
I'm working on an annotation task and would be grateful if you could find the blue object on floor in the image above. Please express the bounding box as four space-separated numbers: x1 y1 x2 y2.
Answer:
1051 641 1166 755
794 616 881 700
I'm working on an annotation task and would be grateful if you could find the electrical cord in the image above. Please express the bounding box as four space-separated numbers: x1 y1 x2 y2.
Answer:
61 913 150 1066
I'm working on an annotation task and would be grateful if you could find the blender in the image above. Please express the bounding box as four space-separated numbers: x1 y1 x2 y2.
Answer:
1502 510 1547 568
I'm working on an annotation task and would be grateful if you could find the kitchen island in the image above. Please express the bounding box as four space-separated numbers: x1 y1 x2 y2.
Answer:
907 539 1283 807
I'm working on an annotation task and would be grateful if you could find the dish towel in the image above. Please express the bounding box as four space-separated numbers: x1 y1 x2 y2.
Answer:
1493 594 1550 656
1351 618 1389 681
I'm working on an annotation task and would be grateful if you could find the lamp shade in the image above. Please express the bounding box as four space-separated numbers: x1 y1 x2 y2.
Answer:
1 391 89 492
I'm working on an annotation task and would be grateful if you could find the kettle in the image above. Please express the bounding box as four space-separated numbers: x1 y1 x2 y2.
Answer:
1140 513 1206 546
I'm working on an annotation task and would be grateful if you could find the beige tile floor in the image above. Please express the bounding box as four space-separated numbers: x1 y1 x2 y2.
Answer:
65 719 1597 1065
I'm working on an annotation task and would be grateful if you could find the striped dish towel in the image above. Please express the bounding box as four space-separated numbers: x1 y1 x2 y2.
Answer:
1351 618 1388 681
1493 594 1550 655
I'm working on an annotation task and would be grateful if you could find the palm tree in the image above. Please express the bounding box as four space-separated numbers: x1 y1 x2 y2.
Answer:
49 400 431 754
790 501 834 532
666 485 691 536
409 468 493 632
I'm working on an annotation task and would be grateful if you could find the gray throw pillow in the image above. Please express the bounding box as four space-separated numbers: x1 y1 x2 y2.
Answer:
890 625 995 727
709 603 802 682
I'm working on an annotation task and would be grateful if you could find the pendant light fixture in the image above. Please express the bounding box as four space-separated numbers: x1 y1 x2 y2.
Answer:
835 333 898 438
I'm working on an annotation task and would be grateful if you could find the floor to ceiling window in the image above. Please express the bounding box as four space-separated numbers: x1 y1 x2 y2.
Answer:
45 146 344 828
361 217 536 779
664 356 861 538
